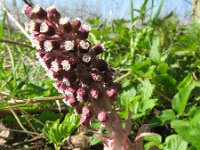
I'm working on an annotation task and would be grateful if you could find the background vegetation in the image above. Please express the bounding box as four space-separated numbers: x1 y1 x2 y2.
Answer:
0 0 200 149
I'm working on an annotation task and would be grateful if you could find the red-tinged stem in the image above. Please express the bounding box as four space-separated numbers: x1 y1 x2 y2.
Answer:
91 95 135 150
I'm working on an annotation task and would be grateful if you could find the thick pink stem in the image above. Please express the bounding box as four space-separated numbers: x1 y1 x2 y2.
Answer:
91 95 135 150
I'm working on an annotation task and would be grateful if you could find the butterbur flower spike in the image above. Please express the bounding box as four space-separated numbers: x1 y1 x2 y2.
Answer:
23 4 135 150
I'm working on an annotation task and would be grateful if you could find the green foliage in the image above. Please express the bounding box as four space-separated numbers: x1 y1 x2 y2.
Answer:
0 0 200 149
44 113 80 150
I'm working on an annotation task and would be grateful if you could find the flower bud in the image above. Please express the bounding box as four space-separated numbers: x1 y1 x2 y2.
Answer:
91 71 102 82
29 21 41 32
47 69 60 79
89 87 101 99
22 5 34 19
64 86 76 97
32 40 44 50
59 17 72 33
64 40 75 51
103 69 115 83
78 40 90 53
81 54 92 65
40 22 55 36
44 40 60 52
77 24 90 39
51 59 60 72
82 106 92 118
76 88 88 102
91 44 104 55
32 5 47 20
64 96 77 107
106 83 122 98
98 112 108 122
94 59 109 71
53 80 62 90
71 18 81 32
47 5 61 23
61 60 71 71
80 115 88 126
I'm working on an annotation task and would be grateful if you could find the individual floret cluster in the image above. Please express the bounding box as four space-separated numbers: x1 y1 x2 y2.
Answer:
23 4 121 125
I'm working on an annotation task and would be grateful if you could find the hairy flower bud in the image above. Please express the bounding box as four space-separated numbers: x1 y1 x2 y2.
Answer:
44 40 60 52
98 111 108 122
78 40 90 53
22 5 34 19
95 59 109 71
106 83 122 98
76 88 88 102
40 22 55 35
80 115 88 126
64 96 78 107
71 18 81 32
47 5 61 23
82 106 92 118
59 17 72 33
89 87 100 99
77 24 90 39
32 5 47 20
91 44 104 55
91 71 102 82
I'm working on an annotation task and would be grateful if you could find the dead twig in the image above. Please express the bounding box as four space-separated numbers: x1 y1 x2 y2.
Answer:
0 39 33 49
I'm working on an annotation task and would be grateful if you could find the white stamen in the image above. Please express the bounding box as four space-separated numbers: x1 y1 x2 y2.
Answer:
61 60 71 71
44 40 53 52
64 41 74 51
51 60 60 72
40 22 48 33
82 54 91 63
80 40 90 49
59 17 70 25
32 5 41 13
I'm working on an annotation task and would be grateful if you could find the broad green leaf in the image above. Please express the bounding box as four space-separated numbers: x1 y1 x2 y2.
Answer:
144 134 163 150
156 109 176 125
171 119 200 149
43 113 80 149
141 79 155 100
172 74 196 116
120 87 136 105
163 134 188 150
144 134 162 143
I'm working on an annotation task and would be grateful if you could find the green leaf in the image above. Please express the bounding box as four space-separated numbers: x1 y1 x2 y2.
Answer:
43 113 80 149
90 137 101 146
172 74 196 116
141 79 155 100
163 134 188 150
144 134 163 150
120 87 136 105
156 109 176 125
171 119 200 149
144 134 162 143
